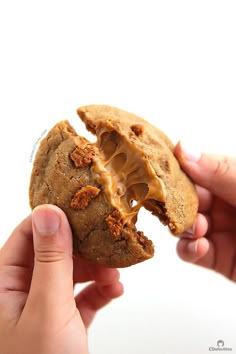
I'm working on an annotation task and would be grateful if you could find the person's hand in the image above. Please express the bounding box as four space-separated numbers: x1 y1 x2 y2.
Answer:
175 142 236 282
0 205 123 354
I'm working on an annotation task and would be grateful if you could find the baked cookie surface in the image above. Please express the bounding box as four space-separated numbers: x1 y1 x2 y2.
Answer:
29 105 198 267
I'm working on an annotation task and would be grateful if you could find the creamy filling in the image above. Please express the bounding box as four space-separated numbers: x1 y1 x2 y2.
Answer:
91 130 166 226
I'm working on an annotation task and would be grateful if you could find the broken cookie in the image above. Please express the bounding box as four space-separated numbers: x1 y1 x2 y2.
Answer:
29 105 198 267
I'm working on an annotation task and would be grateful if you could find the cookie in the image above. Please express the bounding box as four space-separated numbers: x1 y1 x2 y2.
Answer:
29 105 198 267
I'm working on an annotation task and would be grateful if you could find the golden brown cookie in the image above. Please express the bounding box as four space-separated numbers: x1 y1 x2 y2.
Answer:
29 105 198 267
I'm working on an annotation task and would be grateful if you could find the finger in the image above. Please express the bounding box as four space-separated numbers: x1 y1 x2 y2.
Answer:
175 141 236 206
0 215 34 323
0 265 32 293
73 256 120 284
89 267 120 286
0 265 31 323
177 237 215 270
195 185 213 213
75 281 124 328
181 213 209 239
0 215 34 268
23 205 75 317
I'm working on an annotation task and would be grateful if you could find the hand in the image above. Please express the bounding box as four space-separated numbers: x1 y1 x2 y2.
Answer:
0 205 123 354
175 142 236 282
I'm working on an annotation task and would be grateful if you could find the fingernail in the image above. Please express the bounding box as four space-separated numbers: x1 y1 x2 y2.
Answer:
186 223 196 235
180 142 201 162
33 206 61 235
187 240 198 254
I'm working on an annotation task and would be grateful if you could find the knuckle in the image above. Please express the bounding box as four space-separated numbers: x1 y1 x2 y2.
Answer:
213 157 231 178
35 247 65 263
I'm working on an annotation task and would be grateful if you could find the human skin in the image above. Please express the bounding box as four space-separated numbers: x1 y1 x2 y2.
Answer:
0 205 124 354
175 142 236 282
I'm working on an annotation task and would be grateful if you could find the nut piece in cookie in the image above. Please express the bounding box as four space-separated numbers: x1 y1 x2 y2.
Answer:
29 106 198 268
105 210 124 238
70 146 95 168
71 185 100 210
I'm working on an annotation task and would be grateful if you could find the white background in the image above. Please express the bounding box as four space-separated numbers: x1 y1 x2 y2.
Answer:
0 1 236 353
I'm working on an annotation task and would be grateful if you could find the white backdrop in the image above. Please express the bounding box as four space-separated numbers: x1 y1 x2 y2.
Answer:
0 1 236 353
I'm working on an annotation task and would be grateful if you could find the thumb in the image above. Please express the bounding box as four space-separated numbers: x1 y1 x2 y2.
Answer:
26 204 75 314
175 142 236 207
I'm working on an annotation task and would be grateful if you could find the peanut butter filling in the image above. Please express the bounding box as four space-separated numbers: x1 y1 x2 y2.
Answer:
91 129 167 226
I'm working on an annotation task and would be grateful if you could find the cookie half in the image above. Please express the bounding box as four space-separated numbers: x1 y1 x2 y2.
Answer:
29 105 198 267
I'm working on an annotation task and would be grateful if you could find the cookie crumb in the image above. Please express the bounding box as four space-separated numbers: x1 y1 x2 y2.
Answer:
131 124 143 137
70 146 95 168
106 210 124 237
71 185 100 209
